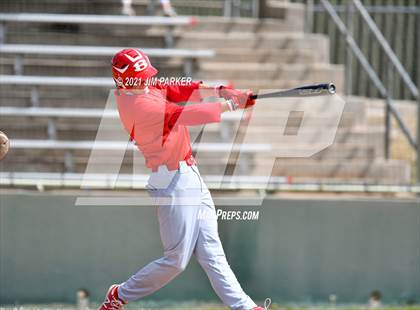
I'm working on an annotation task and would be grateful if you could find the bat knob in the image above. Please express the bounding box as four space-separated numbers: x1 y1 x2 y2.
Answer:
328 83 336 94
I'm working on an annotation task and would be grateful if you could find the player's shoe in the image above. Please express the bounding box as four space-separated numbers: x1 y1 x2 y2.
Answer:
121 4 136 16
252 298 272 310
98 284 126 310
162 3 177 17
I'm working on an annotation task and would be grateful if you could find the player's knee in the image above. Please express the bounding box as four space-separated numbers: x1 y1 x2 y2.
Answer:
166 254 189 273
173 258 188 273
172 262 187 273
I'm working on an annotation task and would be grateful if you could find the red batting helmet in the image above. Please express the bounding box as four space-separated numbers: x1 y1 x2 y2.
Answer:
111 48 158 89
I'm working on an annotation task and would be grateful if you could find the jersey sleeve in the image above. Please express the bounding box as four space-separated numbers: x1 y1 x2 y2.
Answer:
165 101 222 129
163 81 203 103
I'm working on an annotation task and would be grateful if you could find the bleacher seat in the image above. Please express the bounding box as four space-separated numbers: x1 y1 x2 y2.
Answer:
0 1 413 187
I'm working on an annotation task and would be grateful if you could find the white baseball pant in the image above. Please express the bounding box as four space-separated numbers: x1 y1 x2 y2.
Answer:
118 162 257 310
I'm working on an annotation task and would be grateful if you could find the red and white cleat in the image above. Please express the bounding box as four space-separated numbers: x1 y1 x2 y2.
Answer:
98 284 126 310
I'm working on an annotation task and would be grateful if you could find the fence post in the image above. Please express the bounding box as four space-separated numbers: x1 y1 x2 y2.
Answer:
13 55 23 75
345 1 354 96
183 58 194 77
384 63 392 160
146 1 156 15
251 0 260 18
305 0 314 33
232 0 241 17
417 11 420 184
30 87 40 107
224 0 233 17
0 22 5 44
164 27 175 48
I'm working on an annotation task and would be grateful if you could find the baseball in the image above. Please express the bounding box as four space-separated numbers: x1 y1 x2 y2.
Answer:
0 131 10 161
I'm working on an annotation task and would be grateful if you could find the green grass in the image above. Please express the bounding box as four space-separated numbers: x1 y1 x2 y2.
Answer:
124 303 420 310
2 304 420 310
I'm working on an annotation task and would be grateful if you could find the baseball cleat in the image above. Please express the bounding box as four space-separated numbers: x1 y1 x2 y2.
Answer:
98 284 126 310
252 298 272 310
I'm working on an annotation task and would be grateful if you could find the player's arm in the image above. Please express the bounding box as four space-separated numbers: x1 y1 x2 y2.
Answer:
165 101 232 128
163 81 203 103
164 81 255 109
163 81 223 102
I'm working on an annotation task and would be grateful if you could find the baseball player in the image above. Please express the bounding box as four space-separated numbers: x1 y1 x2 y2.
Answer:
98 48 267 310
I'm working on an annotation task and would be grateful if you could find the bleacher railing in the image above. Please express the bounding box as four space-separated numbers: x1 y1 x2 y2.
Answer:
168 0 259 18
0 13 197 47
304 0 420 182
300 0 419 101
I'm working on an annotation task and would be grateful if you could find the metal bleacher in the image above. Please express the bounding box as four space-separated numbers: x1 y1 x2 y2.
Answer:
0 106 241 119
0 75 228 108
0 0 415 192
0 11 235 189
0 44 214 76
0 13 197 46
0 13 196 26
8 139 271 175
0 12 266 188
0 102 270 176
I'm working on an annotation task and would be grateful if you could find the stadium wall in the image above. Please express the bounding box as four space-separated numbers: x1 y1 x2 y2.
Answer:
0 193 419 305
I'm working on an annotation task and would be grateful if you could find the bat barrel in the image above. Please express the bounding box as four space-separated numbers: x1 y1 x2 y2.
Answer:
249 82 337 100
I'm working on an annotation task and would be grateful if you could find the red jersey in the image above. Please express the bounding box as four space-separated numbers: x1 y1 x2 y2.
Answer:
116 82 222 171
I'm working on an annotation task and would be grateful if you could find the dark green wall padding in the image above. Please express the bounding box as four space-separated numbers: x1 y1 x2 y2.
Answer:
0 193 419 305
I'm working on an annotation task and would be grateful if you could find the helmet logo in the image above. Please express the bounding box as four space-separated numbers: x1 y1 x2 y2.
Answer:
132 59 148 72
125 50 149 72
113 65 129 74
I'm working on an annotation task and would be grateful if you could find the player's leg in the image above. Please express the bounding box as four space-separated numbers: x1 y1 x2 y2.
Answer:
160 0 177 17
118 171 201 301
118 204 198 301
194 185 257 310
121 0 135 16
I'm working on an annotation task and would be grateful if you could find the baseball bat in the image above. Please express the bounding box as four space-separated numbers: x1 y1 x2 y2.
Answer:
250 83 336 100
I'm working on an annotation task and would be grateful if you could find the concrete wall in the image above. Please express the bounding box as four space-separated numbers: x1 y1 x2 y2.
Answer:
0 193 419 305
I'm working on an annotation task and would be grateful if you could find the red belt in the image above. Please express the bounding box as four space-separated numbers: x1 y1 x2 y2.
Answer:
151 154 196 172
